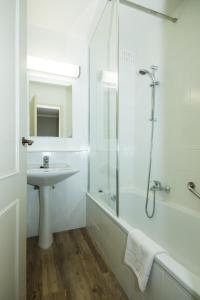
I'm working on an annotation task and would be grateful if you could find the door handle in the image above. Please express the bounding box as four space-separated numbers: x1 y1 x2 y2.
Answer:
22 137 34 146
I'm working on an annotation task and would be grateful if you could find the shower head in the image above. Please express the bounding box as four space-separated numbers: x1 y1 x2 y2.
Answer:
139 69 149 75
139 69 155 81
139 66 159 85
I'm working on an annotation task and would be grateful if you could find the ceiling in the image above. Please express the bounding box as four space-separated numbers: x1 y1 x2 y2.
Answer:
28 0 183 41
28 0 101 39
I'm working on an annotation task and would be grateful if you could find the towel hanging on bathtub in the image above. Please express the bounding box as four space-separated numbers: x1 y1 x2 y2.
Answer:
124 229 167 292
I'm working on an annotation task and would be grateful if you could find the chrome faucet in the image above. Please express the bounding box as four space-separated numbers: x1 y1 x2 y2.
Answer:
43 156 49 169
150 180 170 193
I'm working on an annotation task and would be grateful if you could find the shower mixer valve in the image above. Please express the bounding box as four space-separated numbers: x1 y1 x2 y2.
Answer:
150 180 171 193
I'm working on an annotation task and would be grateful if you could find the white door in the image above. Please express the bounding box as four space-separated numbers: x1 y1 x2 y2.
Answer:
0 0 27 299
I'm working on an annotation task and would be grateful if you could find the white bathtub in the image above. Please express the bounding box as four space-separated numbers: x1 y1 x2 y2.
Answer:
86 192 200 300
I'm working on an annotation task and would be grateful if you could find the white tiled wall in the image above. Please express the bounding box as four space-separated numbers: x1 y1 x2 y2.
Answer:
27 151 87 237
86 196 196 300
119 0 200 213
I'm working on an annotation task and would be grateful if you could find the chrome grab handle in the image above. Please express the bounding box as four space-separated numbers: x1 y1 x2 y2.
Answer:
187 182 200 200
22 137 34 146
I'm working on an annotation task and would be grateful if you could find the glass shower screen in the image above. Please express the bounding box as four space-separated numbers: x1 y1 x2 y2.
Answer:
89 0 118 214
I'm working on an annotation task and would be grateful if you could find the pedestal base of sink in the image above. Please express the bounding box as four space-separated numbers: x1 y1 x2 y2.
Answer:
38 186 53 249
27 166 80 249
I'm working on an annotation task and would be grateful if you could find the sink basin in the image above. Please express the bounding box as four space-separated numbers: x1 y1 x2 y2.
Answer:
27 166 79 249
27 167 79 186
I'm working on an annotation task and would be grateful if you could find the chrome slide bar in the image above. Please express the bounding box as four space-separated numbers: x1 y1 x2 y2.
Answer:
187 182 200 200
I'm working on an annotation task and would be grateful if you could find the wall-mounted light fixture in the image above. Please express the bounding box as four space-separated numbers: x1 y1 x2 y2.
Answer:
101 71 117 89
27 56 80 78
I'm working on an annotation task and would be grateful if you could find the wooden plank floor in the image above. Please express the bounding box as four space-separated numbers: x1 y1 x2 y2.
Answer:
27 228 128 300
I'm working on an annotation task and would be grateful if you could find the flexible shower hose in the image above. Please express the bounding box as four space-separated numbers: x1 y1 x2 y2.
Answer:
145 82 157 218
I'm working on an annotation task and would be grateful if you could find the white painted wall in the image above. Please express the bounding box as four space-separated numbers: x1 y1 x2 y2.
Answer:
87 0 107 43
27 17 89 235
27 0 109 236
27 25 88 151
119 0 200 213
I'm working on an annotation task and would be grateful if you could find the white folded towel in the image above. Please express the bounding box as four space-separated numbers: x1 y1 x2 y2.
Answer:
124 229 166 292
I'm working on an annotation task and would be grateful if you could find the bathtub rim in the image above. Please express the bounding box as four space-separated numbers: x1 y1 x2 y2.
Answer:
87 192 200 299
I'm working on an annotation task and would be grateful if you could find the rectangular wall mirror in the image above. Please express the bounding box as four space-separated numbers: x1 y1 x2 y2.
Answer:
29 80 72 138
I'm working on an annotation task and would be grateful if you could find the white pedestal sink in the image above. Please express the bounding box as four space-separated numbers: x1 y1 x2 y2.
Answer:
27 166 79 249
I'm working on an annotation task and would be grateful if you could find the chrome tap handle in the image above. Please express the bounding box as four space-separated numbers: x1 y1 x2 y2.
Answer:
150 180 161 192
150 180 170 193
43 156 49 168
43 156 49 163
